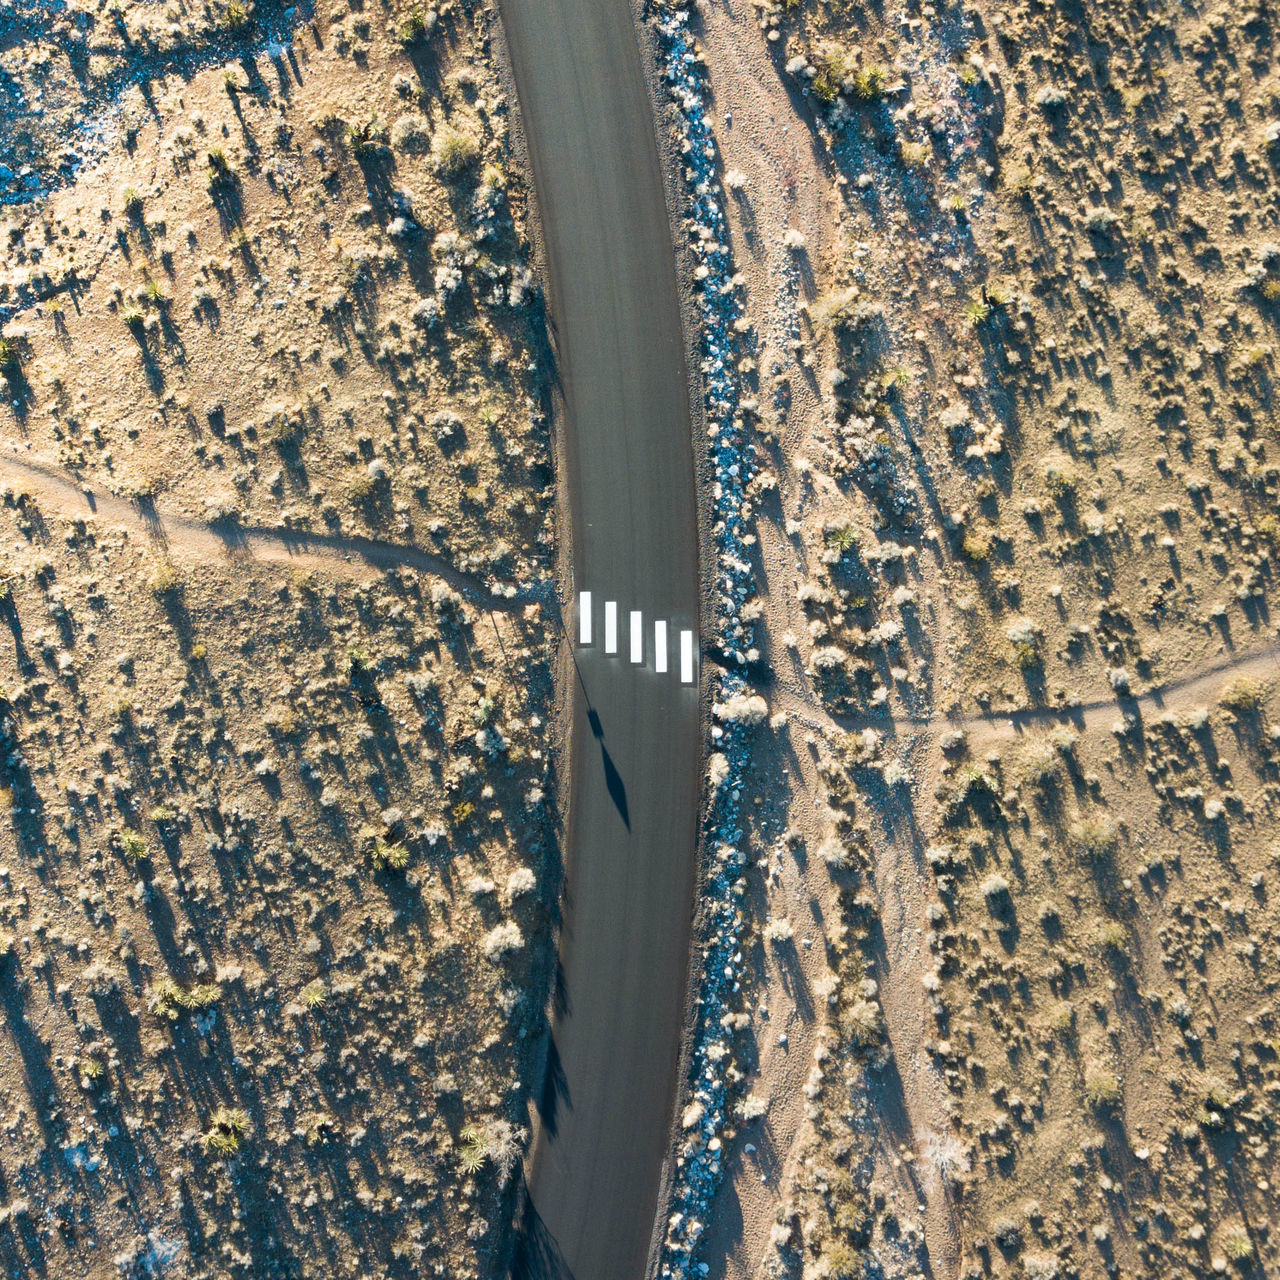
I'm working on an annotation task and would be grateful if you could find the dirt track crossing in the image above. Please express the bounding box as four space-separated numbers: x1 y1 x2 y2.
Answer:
0 449 534 610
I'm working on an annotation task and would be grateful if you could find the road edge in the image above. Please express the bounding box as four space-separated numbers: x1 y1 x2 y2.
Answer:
483 10 585 1279
623 4 722 1277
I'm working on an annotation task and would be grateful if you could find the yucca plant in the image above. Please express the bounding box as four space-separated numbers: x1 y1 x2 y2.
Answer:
204 1108 249 1155
851 65 886 99
301 980 327 1011
371 840 410 872
399 6 430 44
459 1124 489 1173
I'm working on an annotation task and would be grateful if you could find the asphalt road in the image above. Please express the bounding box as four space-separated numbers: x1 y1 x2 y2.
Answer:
497 2 702 1279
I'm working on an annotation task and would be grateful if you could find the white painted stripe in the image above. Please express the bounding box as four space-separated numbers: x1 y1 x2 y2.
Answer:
604 601 618 654
630 610 643 664
578 591 592 645
680 629 695 685
654 620 668 673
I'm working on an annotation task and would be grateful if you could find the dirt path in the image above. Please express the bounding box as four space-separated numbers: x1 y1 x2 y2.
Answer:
685 2 967 1273
776 633 1280 745
0 447 535 610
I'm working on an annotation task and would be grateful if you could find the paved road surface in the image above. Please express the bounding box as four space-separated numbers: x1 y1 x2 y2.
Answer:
497 2 702 1279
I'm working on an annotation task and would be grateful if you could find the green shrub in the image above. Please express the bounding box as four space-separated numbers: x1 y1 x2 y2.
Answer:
1098 921 1129 954
265 409 303 447
900 140 930 169
149 560 182 597
1049 1000 1075 1034
810 289 882 334
824 1241 864 1279
1044 462 1077 500
839 999 884 1052
1084 1069 1122 1112
992 1217 1023 1251
390 112 432 155
1070 817 1117 861
433 126 479 179
1220 677 1264 714
1023 742 1060 786
1204 1076 1234 1111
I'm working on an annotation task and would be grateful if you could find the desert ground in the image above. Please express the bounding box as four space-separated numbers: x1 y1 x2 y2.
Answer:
0 3 559 1278
666 0 1280 1277
8 0 1280 1279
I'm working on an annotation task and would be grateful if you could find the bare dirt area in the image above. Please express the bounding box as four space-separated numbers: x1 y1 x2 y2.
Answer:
0 3 560 1278
672 0 1280 1278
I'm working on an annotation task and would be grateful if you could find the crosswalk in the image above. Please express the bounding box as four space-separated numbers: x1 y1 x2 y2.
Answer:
577 591 697 684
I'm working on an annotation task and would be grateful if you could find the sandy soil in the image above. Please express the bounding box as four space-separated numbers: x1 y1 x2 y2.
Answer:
679 2 962 1273
0 445 540 605
0 3 562 1277
669 1 1280 1278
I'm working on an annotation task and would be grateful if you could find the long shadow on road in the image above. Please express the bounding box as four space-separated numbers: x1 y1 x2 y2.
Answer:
587 708 630 830
511 1189 575 1280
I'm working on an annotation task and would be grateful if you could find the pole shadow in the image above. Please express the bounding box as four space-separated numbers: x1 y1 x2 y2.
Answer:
586 708 630 830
